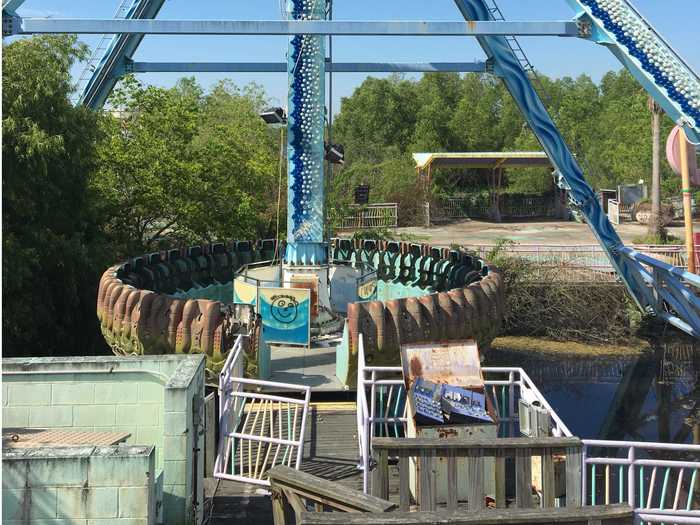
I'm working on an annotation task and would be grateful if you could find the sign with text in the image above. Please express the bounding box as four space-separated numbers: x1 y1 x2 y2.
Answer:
259 287 311 346
401 340 493 427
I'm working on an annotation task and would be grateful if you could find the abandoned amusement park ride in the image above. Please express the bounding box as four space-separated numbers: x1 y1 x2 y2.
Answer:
3 0 700 523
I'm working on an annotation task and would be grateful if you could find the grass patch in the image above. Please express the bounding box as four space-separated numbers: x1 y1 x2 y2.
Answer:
631 233 681 245
491 336 652 358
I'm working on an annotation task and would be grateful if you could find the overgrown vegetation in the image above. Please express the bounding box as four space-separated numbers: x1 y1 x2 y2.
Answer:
3 36 282 357
331 71 681 213
486 240 641 344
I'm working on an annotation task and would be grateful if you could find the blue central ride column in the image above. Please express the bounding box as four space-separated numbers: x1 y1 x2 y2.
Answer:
285 0 327 266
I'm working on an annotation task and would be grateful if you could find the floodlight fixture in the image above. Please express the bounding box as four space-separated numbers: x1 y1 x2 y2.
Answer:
325 143 344 165
260 107 287 125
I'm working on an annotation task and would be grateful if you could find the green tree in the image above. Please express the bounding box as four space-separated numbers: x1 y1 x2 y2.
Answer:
3 36 107 356
333 74 417 163
94 76 280 257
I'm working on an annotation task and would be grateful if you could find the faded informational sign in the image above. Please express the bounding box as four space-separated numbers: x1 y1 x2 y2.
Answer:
259 287 311 346
400 340 492 426
401 340 483 388
233 277 258 307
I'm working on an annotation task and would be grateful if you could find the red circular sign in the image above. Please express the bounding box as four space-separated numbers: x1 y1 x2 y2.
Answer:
666 125 700 186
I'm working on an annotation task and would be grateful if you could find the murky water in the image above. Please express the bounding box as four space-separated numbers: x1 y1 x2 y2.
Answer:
484 341 700 444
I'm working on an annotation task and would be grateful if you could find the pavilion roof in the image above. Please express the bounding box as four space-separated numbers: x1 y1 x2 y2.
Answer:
412 151 552 170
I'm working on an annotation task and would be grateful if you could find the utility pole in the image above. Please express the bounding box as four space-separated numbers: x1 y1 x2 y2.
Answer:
680 127 696 273
647 97 664 240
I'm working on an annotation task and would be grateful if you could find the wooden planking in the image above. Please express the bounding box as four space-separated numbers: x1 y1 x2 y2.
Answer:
446 451 457 512
467 448 484 510
300 504 634 524
542 450 556 508
516 448 534 509
566 446 583 507
495 450 506 509
271 487 287 525
372 448 389 500
269 466 395 514
373 436 581 452
399 455 410 512
418 453 435 511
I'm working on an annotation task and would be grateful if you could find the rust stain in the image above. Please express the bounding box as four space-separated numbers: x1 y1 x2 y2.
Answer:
437 428 458 439
467 20 476 32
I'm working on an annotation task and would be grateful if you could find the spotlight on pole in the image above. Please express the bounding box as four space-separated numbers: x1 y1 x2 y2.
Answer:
260 107 287 125
325 143 345 165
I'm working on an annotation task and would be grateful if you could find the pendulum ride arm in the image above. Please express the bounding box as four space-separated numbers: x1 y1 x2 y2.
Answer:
78 0 166 109
565 0 700 145
453 0 658 316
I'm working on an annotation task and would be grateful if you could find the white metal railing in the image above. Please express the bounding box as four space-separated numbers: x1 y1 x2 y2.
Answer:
582 440 700 524
215 335 311 486
355 334 572 493
466 243 692 280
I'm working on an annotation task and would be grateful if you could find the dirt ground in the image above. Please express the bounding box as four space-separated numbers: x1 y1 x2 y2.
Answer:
392 219 700 246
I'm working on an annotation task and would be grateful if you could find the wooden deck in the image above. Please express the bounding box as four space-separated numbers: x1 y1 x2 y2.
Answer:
207 406 363 523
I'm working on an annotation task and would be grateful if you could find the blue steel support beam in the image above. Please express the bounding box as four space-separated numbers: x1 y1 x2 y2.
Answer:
2 0 25 15
565 0 700 144
452 0 657 316
6 18 581 37
284 0 327 266
78 0 166 110
128 61 490 73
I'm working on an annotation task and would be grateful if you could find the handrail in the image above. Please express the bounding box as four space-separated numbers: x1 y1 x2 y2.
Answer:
215 334 311 486
373 436 581 451
299 505 634 525
581 439 700 524
269 465 395 516
618 246 700 288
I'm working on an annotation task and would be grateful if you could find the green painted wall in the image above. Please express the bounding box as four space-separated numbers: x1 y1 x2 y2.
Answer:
2 355 205 525
3 445 155 524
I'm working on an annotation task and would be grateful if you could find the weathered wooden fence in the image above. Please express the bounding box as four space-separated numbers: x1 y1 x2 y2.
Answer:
339 203 398 229
371 436 583 512
269 464 633 525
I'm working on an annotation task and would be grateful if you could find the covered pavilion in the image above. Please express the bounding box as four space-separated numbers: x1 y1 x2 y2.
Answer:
412 151 569 224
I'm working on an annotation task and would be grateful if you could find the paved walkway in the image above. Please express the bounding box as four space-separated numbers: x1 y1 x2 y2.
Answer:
393 219 700 246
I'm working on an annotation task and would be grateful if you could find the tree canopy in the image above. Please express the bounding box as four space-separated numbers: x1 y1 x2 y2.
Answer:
95 75 281 258
3 35 106 356
331 69 679 215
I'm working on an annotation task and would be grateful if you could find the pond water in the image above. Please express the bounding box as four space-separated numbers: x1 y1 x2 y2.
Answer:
484 341 700 444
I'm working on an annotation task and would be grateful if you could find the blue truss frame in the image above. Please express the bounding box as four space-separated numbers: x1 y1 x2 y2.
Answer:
79 0 165 109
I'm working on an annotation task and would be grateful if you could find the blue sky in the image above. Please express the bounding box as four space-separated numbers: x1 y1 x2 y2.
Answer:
14 0 700 112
